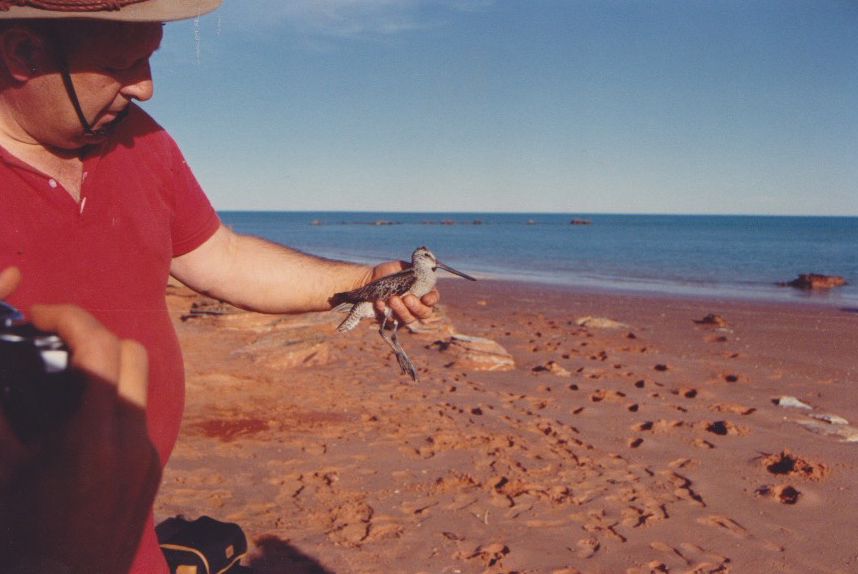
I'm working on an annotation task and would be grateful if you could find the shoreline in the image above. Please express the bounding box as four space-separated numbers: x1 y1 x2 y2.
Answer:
157 277 857 573
218 211 858 312
441 275 858 312
297 260 858 311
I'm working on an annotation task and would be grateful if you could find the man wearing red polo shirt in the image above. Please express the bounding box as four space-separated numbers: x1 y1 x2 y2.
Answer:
0 1 437 572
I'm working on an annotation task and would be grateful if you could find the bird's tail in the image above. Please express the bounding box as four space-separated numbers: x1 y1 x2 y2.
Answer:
336 302 373 332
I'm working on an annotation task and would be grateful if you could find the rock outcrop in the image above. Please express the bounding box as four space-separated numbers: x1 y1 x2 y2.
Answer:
433 334 516 372
778 274 847 290
694 313 728 327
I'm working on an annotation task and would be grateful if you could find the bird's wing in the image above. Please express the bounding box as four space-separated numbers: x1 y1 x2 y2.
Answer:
332 270 417 304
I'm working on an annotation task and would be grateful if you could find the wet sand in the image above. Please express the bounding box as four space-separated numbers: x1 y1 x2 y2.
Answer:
155 278 858 574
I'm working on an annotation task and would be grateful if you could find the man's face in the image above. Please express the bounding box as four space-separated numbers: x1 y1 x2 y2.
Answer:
30 21 164 149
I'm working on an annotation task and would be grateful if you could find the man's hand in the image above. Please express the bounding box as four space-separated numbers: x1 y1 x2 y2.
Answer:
0 268 160 574
368 260 440 325
0 266 21 299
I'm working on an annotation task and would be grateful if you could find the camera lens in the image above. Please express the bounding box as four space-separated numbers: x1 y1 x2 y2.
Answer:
0 326 82 441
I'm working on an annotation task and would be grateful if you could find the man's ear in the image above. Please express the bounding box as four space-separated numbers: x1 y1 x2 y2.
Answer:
0 27 48 82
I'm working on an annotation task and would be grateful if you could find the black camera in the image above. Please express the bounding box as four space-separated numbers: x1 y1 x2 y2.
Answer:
0 301 83 441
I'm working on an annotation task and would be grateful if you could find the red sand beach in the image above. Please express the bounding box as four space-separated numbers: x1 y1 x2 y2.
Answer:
155 278 858 574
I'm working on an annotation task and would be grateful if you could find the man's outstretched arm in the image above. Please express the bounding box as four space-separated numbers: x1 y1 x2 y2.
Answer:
170 224 439 321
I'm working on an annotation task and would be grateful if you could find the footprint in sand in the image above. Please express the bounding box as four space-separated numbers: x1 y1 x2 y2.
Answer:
760 450 828 481
671 387 698 399
755 484 802 505
661 471 706 506
532 361 572 377
589 350 609 361
575 537 600 559
459 542 510 568
704 420 747 436
705 372 746 384
696 514 750 539
712 402 756 415
649 540 730 572
590 389 626 403
632 421 655 432
631 420 685 433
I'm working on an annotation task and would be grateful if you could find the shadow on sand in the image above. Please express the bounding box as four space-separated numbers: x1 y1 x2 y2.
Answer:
248 535 335 574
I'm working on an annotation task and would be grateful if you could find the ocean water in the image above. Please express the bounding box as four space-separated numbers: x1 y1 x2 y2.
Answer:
219 212 858 306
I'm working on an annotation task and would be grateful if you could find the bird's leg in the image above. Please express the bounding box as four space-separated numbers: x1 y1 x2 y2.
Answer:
378 312 418 382
390 320 418 382
378 309 396 353
378 311 405 371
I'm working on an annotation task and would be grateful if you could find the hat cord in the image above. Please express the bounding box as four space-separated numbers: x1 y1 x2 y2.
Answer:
52 44 97 138
0 1 147 13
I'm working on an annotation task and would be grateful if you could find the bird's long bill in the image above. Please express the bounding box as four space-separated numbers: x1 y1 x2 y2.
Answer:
436 261 477 281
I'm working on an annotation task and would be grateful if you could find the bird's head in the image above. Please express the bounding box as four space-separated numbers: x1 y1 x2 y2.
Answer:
410 247 477 281
411 247 437 271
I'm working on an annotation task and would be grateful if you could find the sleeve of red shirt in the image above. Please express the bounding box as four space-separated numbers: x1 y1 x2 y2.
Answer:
165 141 222 257
127 106 221 258
169 156 222 257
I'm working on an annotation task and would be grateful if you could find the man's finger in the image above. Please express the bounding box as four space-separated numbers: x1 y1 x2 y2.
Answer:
30 304 122 384
387 295 417 324
402 294 435 321
420 289 440 308
0 267 21 300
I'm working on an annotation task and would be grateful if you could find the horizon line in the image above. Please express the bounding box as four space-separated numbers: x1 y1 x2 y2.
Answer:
214 209 858 218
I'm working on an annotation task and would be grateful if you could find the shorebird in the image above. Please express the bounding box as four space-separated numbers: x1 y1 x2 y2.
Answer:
331 247 477 382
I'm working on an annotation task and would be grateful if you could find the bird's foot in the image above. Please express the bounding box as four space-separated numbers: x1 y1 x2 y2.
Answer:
394 349 419 382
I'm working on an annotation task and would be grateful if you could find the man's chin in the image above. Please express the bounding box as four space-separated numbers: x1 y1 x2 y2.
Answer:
82 108 130 143
81 130 110 144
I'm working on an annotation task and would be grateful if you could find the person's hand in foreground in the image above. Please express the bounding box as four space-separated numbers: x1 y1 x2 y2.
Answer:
0 267 161 574
368 259 441 325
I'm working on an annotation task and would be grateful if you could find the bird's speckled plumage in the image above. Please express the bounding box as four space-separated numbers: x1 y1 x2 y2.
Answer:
333 269 419 307
331 247 476 381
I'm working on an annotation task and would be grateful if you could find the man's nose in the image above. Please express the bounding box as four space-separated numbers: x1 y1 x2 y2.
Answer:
120 61 154 102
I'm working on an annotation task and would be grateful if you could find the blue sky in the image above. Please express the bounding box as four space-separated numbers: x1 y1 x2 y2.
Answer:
144 0 857 215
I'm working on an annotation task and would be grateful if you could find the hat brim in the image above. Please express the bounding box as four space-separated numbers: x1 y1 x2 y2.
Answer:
0 0 221 22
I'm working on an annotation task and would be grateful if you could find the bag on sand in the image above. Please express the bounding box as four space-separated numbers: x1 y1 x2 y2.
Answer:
156 515 253 574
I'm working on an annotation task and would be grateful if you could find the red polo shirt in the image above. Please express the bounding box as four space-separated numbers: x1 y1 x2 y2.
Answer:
0 104 221 573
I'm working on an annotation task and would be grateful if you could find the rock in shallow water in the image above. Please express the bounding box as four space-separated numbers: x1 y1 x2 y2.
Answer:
778 274 847 290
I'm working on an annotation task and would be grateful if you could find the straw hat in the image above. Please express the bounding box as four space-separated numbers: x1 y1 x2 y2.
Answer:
0 0 221 22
